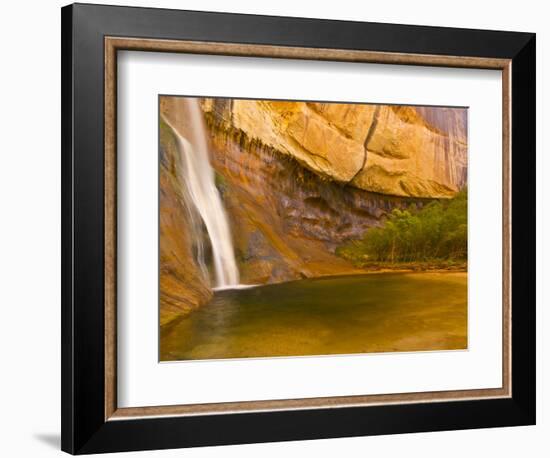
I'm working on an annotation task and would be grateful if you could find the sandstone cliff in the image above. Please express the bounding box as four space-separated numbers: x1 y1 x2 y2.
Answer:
202 104 427 285
202 99 467 198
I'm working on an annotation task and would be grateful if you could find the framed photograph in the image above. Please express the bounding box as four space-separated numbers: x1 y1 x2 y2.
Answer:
61 3 536 454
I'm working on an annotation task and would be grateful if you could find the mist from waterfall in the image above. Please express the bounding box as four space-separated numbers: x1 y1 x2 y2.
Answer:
165 99 240 288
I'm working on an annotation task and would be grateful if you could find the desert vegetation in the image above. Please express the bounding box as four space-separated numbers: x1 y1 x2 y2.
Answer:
336 189 467 268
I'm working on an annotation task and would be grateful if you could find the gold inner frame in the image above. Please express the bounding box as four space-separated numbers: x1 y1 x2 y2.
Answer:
104 36 512 421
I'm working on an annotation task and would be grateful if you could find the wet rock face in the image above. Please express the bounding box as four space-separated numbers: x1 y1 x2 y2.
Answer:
202 98 467 198
267 159 413 246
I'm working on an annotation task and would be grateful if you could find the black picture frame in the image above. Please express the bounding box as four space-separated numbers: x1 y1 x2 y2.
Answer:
61 3 536 454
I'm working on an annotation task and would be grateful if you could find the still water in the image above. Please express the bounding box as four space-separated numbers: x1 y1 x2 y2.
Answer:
160 272 467 361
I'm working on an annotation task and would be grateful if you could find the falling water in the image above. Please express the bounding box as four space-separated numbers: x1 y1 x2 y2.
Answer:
165 100 240 288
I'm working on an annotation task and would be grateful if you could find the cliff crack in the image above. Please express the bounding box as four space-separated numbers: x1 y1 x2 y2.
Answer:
348 106 381 184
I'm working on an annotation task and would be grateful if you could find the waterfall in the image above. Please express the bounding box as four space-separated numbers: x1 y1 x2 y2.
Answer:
165 99 240 288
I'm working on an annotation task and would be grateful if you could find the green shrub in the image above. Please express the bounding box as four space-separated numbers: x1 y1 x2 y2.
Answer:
337 189 467 264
